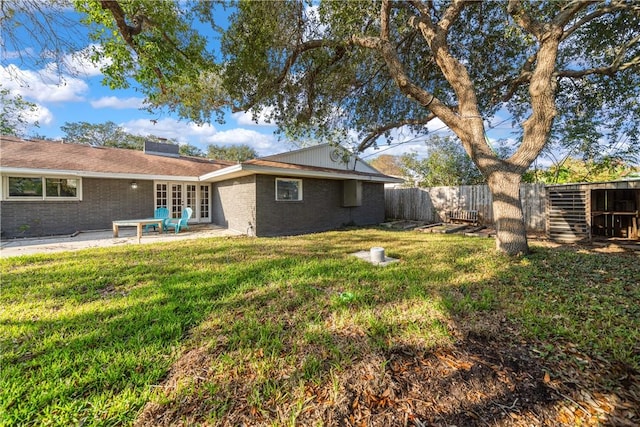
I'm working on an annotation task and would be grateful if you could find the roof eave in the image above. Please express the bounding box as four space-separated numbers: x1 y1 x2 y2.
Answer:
200 163 404 183
0 167 201 182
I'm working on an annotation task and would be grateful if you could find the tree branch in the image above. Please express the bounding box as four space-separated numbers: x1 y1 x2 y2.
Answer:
134 14 193 62
351 34 464 136
502 1 636 102
561 1 626 42
558 33 640 78
409 0 432 18
501 52 536 102
507 0 542 38
380 0 391 40
100 1 175 94
357 115 437 152
552 0 595 29
231 39 345 113
99 1 141 47
438 0 467 34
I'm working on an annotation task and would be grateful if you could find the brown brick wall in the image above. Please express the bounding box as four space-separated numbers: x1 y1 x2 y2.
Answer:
1 178 153 238
212 175 257 234
0 174 385 239
254 175 385 237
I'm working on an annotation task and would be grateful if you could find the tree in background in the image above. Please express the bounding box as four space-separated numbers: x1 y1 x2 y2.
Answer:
523 156 639 184
179 144 204 157
60 121 208 156
207 144 258 162
0 86 39 136
60 121 146 149
367 154 404 177
401 136 485 187
70 1 639 255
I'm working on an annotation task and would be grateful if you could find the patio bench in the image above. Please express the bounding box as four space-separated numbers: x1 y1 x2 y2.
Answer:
447 209 479 226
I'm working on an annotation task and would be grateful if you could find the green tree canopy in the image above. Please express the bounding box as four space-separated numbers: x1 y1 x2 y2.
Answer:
59 121 203 155
179 143 205 157
367 154 405 177
207 144 258 162
401 136 485 187
34 1 640 254
0 85 39 137
524 156 639 184
60 121 147 149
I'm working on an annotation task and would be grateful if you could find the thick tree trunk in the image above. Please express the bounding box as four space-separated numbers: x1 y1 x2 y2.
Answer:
487 171 529 256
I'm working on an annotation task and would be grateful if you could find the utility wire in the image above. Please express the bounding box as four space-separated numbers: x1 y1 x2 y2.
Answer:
359 113 517 160
359 123 453 159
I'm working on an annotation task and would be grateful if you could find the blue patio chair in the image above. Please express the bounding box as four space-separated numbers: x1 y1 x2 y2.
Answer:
144 207 170 232
164 207 193 234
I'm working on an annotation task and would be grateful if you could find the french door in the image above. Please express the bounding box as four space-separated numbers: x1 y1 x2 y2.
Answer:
155 182 210 222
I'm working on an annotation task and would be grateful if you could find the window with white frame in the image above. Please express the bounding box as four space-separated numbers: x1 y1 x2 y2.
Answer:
5 176 81 200
275 178 302 201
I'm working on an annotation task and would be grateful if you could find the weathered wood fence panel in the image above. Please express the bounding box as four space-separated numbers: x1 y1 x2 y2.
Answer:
385 183 546 232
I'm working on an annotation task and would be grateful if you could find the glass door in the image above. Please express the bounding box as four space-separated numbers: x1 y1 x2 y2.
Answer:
185 184 197 215
199 185 210 221
155 183 168 210
155 182 208 223
170 183 183 218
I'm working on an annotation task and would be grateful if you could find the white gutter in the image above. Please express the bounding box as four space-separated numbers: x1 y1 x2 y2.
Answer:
199 163 404 183
198 164 245 181
2 164 404 184
0 167 200 182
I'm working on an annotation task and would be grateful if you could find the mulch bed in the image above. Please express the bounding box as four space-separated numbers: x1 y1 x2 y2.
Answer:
294 333 638 426
135 325 638 426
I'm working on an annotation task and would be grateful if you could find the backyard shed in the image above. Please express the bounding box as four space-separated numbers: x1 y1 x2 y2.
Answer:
546 179 640 242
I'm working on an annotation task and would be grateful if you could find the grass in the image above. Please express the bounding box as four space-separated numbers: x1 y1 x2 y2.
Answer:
1 228 638 425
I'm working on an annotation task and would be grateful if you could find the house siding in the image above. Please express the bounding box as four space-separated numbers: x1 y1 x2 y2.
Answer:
0 178 153 238
254 175 385 237
212 175 256 234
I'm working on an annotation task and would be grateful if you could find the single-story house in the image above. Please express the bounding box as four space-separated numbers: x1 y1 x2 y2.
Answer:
546 179 640 242
0 136 403 239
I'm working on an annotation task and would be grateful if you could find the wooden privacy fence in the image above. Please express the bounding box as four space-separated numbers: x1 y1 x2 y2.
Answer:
385 183 546 232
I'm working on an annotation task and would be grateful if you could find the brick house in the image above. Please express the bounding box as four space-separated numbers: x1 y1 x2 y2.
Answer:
0 136 402 238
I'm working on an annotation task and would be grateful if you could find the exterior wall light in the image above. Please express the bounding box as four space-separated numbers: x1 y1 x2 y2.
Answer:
131 181 138 190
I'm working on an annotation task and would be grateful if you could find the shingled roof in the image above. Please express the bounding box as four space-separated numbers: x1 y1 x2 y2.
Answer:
1 135 403 183
0 136 232 178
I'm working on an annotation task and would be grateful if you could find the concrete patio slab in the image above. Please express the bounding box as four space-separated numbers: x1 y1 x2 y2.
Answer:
0 224 242 258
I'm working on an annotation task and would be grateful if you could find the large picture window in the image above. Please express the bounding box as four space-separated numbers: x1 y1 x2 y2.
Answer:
5 176 81 200
276 178 302 201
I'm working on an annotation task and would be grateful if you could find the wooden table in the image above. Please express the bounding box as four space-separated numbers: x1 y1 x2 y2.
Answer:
112 218 164 243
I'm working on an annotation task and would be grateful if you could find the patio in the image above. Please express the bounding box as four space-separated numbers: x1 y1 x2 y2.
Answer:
0 224 242 258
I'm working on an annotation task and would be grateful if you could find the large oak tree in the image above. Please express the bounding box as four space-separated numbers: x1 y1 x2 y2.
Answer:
72 1 640 254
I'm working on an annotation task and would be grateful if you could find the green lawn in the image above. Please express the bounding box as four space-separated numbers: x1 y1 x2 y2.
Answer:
1 228 638 425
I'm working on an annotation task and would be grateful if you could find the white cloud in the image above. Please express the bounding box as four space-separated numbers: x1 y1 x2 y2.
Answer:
232 107 276 127
426 117 451 133
205 129 277 154
360 119 456 160
26 104 54 126
59 45 110 78
0 64 88 103
91 96 146 109
0 44 108 104
121 117 280 155
121 118 216 144
2 47 37 60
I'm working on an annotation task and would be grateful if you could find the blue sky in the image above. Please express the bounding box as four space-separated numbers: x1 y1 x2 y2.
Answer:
1 5 518 161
